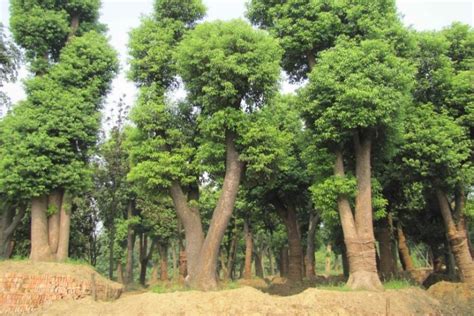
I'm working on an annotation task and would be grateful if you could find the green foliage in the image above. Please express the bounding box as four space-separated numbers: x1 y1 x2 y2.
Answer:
0 23 22 111
0 30 118 199
154 0 206 27
9 0 103 73
247 0 411 81
175 19 282 115
302 39 414 145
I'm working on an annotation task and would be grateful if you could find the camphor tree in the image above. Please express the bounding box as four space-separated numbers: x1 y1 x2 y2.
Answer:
0 0 118 261
301 39 414 290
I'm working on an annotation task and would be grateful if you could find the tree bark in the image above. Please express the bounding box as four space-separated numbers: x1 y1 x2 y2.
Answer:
280 246 289 277
225 225 238 280
334 143 382 291
56 193 71 261
0 205 25 259
377 221 395 280
243 219 253 279
255 251 264 278
159 242 169 281
397 225 414 271
274 199 303 283
30 196 54 261
305 213 319 279
325 243 332 277
116 260 124 284
125 201 135 284
169 182 204 281
139 234 156 286
47 190 63 255
193 131 244 290
436 189 474 283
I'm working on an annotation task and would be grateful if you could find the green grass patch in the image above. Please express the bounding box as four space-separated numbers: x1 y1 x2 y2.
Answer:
150 282 190 294
315 282 352 291
383 279 415 290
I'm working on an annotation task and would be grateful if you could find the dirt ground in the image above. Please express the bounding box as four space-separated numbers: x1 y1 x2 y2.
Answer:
34 285 446 316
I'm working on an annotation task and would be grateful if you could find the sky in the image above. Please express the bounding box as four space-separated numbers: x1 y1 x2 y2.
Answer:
0 0 473 127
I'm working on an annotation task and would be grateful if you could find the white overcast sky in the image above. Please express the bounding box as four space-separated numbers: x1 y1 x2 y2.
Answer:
0 0 473 128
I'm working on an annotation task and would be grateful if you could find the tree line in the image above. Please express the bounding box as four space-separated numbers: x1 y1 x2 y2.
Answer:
0 0 472 291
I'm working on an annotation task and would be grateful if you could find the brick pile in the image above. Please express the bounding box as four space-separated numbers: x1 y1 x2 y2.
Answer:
0 264 123 315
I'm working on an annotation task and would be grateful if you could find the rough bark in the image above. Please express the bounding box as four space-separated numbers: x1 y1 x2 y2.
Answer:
56 194 71 261
47 191 63 254
0 205 25 259
397 225 414 271
125 201 135 284
255 251 264 278
334 143 382 291
377 221 395 280
274 199 303 283
243 220 253 279
325 243 332 277
169 182 204 281
159 243 169 281
30 196 54 261
193 131 244 290
436 189 474 283
279 246 289 277
305 213 319 279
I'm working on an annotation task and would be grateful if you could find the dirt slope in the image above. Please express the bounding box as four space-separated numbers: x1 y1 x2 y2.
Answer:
36 286 443 316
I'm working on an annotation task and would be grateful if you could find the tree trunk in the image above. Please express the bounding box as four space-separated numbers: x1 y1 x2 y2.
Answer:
193 131 244 290
280 246 289 277
397 225 414 271
30 196 54 261
269 249 275 276
169 182 204 281
0 205 25 259
56 193 71 261
334 143 382 291
125 201 135 284
243 220 253 279
159 243 169 281
47 191 63 255
325 243 332 277
274 200 303 283
377 221 395 280
225 225 238 280
108 228 115 280
305 213 319 279
117 260 124 284
436 189 474 283
255 251 264 278
139 234 156 286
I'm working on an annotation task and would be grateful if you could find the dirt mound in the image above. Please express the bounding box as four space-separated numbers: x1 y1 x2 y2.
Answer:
0 261 123 315
37 286 443 315
428 281 474 315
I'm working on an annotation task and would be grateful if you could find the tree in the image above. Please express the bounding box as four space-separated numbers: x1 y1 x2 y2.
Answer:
301 39 414 290
0 23 21 115
1 0 118 261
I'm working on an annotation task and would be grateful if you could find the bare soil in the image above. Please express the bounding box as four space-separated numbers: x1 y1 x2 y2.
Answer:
34 285 446 316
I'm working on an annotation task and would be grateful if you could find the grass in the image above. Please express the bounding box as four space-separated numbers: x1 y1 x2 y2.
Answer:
383 279 415 290
150 282 191 294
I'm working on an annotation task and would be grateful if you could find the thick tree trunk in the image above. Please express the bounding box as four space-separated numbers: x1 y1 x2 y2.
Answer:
30 196 54 261
255 251 264 278
334 143 382 291
305 213 319 279
0 205 25 259
279 246 289 277
169 182 204 281
117 260 124 284
56 194 71 261
377 221 395 280
125 202 135 284
47 191 63 255
194 131 244 290
159 243 169 281
243 220 253 279
397 225 414 271
274 200 303 283
436 189 474 283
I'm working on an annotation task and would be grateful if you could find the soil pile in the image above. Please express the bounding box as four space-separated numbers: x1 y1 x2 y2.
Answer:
37 286 443 316
428 281 474 315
